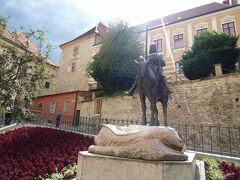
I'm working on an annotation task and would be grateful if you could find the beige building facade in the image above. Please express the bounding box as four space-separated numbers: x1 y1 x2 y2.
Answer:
58 23 106 93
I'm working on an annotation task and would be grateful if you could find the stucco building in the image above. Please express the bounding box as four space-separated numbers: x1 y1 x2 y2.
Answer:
57 22 106 93
32 23 106 123
135 1 240 79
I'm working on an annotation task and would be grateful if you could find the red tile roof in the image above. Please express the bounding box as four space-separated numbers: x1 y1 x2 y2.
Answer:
134 2 233 31
0 31 58 67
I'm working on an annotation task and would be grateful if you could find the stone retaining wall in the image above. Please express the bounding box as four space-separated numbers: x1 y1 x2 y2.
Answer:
81 72 240 125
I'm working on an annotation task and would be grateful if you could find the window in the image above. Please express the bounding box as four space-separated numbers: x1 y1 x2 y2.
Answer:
45 82 50 89
71 62 76 72
73 47 79 56
222 22 236 35
154 39 162 52
196 28 207 35
174 34 184 49
175 61 183 74
94 34 102 45
49 102 56 113
38 103 43 112
63 100 71 112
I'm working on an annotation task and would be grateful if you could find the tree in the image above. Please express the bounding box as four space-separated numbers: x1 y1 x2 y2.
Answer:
87 20 142 95
181 31 239 80
0 16 52 117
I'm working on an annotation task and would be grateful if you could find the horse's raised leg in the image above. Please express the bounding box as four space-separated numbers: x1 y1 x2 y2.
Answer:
162 98 168 127
139 92 147 125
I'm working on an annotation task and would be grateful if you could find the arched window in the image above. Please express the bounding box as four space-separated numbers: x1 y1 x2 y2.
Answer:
221 15 237 35
195 22 208 35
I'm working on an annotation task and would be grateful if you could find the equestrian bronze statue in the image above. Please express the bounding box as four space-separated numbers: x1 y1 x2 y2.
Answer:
127 44 171 126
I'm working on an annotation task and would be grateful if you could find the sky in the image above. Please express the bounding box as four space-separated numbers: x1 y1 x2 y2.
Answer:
0 0 224 65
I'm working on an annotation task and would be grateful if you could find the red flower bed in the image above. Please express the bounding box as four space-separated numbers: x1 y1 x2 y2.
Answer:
219 161 240 180
0 127 94 179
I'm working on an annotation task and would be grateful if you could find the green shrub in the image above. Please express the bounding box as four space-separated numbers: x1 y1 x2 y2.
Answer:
202 157 225 180
181 31 239 80
87 20 142 95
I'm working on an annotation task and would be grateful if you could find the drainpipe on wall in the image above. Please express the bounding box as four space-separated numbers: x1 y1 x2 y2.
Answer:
72 91 78 126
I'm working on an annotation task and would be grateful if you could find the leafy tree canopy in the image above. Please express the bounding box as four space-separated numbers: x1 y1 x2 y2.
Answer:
0 16 53 117
87 20 142 95
181 31 239 80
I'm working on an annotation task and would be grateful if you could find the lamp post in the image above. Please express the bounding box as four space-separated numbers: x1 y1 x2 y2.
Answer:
145 24 148 60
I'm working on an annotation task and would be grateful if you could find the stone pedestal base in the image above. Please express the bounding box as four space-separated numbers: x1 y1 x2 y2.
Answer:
76 151 196 180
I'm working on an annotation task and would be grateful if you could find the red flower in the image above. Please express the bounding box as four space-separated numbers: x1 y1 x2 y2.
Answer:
0 127 94 178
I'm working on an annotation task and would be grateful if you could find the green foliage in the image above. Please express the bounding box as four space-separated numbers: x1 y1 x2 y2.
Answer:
87 20 142 94
203 157 225 180
95 89 126 98
0 16 52 117
45 164 77 180
0 16 8 30
181 31 240 80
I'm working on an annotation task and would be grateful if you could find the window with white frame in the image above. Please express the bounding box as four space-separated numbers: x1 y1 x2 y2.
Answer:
49 102 56 113
63 100 71 112
222 22 236 35
174 34 184 49
71 62 76 72
154 39 162 52
175 61 183 74
195 22 208 36
196 28 208 35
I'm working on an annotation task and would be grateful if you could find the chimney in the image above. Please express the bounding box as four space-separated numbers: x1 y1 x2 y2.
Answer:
222 0 230 5
231 0 238 5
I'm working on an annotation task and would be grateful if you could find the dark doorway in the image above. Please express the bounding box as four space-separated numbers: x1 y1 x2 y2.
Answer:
75 110 80 126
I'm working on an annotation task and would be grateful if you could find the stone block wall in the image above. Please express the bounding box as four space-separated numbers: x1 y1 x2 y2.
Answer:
57 34 99 93
81 72 240 125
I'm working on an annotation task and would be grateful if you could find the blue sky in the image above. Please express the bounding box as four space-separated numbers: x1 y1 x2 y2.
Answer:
0 0 223 65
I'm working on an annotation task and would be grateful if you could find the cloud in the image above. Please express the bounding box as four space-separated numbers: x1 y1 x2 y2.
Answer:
0 0 99 64
0 0 224 64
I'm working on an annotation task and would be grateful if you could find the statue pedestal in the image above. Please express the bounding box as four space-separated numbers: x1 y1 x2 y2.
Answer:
76 151 196 180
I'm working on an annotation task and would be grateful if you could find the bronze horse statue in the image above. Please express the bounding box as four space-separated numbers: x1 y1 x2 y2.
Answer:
136 45 171 126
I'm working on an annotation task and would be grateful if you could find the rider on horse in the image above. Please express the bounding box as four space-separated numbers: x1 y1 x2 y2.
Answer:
126 44 171 96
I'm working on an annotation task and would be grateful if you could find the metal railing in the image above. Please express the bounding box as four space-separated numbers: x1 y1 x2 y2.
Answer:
1 116 239 158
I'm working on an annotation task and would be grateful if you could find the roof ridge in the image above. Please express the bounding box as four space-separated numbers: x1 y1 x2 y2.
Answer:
59 22 107 47
134 2 234 31
1 30 58 67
